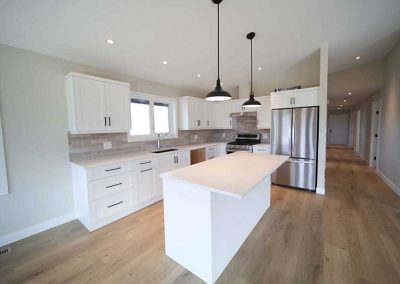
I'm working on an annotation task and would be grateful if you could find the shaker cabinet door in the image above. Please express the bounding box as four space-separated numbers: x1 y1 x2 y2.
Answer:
74 77 107 132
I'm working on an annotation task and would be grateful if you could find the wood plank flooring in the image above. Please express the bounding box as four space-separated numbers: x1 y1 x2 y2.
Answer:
1 147 400 283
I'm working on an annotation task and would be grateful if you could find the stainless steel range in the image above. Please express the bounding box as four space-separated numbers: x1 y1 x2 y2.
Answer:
226 133 261 154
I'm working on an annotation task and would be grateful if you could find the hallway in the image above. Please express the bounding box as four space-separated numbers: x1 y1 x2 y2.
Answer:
0 147 399 283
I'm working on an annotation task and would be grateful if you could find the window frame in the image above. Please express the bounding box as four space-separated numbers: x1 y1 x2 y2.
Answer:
0 112 9 195
128 92 178 142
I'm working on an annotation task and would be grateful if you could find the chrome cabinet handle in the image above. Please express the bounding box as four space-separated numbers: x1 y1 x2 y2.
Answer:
140 168 152 173
108 201 123 208
140 161 151 165
108 117 111 126
104 117 107 126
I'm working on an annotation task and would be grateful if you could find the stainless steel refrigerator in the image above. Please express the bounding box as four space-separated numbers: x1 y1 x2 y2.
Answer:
271 107 318 191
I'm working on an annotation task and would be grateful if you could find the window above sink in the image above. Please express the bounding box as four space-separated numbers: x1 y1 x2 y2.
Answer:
128 92 178 142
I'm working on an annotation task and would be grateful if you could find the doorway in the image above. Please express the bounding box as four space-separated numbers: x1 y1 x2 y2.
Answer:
355 110 361 153
328 111 350 145
369 101 381 168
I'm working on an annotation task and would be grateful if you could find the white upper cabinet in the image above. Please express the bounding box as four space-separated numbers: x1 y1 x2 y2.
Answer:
256 96 271 129
270 87 319 109
66 72 131 134
215 101 232 129
178 97 212 130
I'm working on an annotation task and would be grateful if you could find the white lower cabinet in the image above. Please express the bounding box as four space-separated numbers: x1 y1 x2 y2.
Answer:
253 144 271 154
71 150 191 231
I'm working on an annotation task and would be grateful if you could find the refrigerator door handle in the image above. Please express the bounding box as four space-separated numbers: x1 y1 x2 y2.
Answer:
289 158 315 164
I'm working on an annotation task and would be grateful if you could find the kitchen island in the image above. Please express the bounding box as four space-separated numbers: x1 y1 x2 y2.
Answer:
161 152 288 283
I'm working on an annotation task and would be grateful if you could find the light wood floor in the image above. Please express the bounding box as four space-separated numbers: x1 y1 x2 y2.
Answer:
1 147 400 283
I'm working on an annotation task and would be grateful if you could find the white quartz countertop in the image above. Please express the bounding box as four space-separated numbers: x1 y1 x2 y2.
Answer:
70 142 226 168
161 152 289 199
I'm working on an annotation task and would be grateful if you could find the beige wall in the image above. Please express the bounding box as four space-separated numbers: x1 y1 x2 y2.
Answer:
0 44 201 239
253 50 320 96
352 92 381 161
378 41 400 192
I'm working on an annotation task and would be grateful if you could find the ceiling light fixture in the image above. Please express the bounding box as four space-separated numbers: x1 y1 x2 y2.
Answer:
340 104 343 107
258 67 262 71
106 39 115 45
344 99 347 103
162 60 168 65
356 56 361 60
197 74 201 78
242 32 261 108
206 0 231 102
348 92 352 95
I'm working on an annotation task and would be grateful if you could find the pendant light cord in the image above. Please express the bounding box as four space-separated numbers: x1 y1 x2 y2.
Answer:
217 3 220 80
250 37 253 94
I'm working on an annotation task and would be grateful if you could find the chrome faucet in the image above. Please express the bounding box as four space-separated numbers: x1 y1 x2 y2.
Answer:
157 133 164 150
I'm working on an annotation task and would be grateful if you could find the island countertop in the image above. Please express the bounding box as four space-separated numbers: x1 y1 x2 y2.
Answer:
161 152 289 199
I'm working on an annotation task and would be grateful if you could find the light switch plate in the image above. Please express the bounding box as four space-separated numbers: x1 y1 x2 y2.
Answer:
194 135 198 140
222 132 226 138
103 141 112 150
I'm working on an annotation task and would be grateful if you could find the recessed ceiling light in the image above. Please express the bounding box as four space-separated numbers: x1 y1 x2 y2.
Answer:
348 92 352 95
258 67 262 71
221 82 223 86
344 99 347 103
340 104 343 107
356 56 361 60
162 60 168 65
197 74 201 78
106 39 115 45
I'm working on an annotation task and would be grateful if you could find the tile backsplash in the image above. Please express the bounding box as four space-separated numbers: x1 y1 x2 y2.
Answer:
68 116 270 159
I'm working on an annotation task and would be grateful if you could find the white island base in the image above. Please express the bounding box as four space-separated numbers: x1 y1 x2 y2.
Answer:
163 176 271 283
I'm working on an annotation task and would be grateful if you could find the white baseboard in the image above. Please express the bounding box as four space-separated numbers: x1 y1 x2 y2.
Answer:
377 170 400 196
316 186 325 195
0 212 76 247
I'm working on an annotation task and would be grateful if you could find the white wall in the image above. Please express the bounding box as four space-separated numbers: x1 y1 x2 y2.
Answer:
378 41 400 194
0 112 8 196
351 92 381 161
317 44 328 195
0 44 200 240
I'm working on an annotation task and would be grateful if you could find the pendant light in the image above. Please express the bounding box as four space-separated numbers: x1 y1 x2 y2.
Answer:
206 0 231 102
242 32 261 108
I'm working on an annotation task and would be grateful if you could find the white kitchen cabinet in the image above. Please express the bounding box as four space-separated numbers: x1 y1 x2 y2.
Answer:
66 72 131 134
256 96 271 129
270 87 319 109
215 101 232 129
173 150 190 169
179 97 200 130
206 102 216 129
155 154 174 195
134 166 156 204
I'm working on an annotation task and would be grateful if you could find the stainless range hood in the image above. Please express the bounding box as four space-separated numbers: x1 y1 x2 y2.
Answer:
229 111 257 118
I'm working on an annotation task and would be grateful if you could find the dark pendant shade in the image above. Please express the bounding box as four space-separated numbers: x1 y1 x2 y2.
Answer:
242 93 261 108
206 0 231 102
206 79 231 101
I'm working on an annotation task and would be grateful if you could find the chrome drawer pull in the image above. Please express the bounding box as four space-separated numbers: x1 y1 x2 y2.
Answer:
106 182 122 189
107 201 123 208
140 161 152 165
140 168 152 173
105 167 121 172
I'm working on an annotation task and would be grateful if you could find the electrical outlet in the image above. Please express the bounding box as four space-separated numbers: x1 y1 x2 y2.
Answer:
222 132 226 138
103 141 112 150
194 135 198 140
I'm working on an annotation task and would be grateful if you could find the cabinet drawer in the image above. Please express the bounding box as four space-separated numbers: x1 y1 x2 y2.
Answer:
133 158 155 171
253 147 271 154
206 146 216 159
88 172 134 201
87 162 132 181
91 191 133 222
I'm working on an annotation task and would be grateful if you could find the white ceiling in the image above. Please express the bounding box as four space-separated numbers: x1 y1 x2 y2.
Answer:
1 0 400 95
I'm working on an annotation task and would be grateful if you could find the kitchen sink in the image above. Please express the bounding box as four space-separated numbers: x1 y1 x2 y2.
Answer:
151 149 178 154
